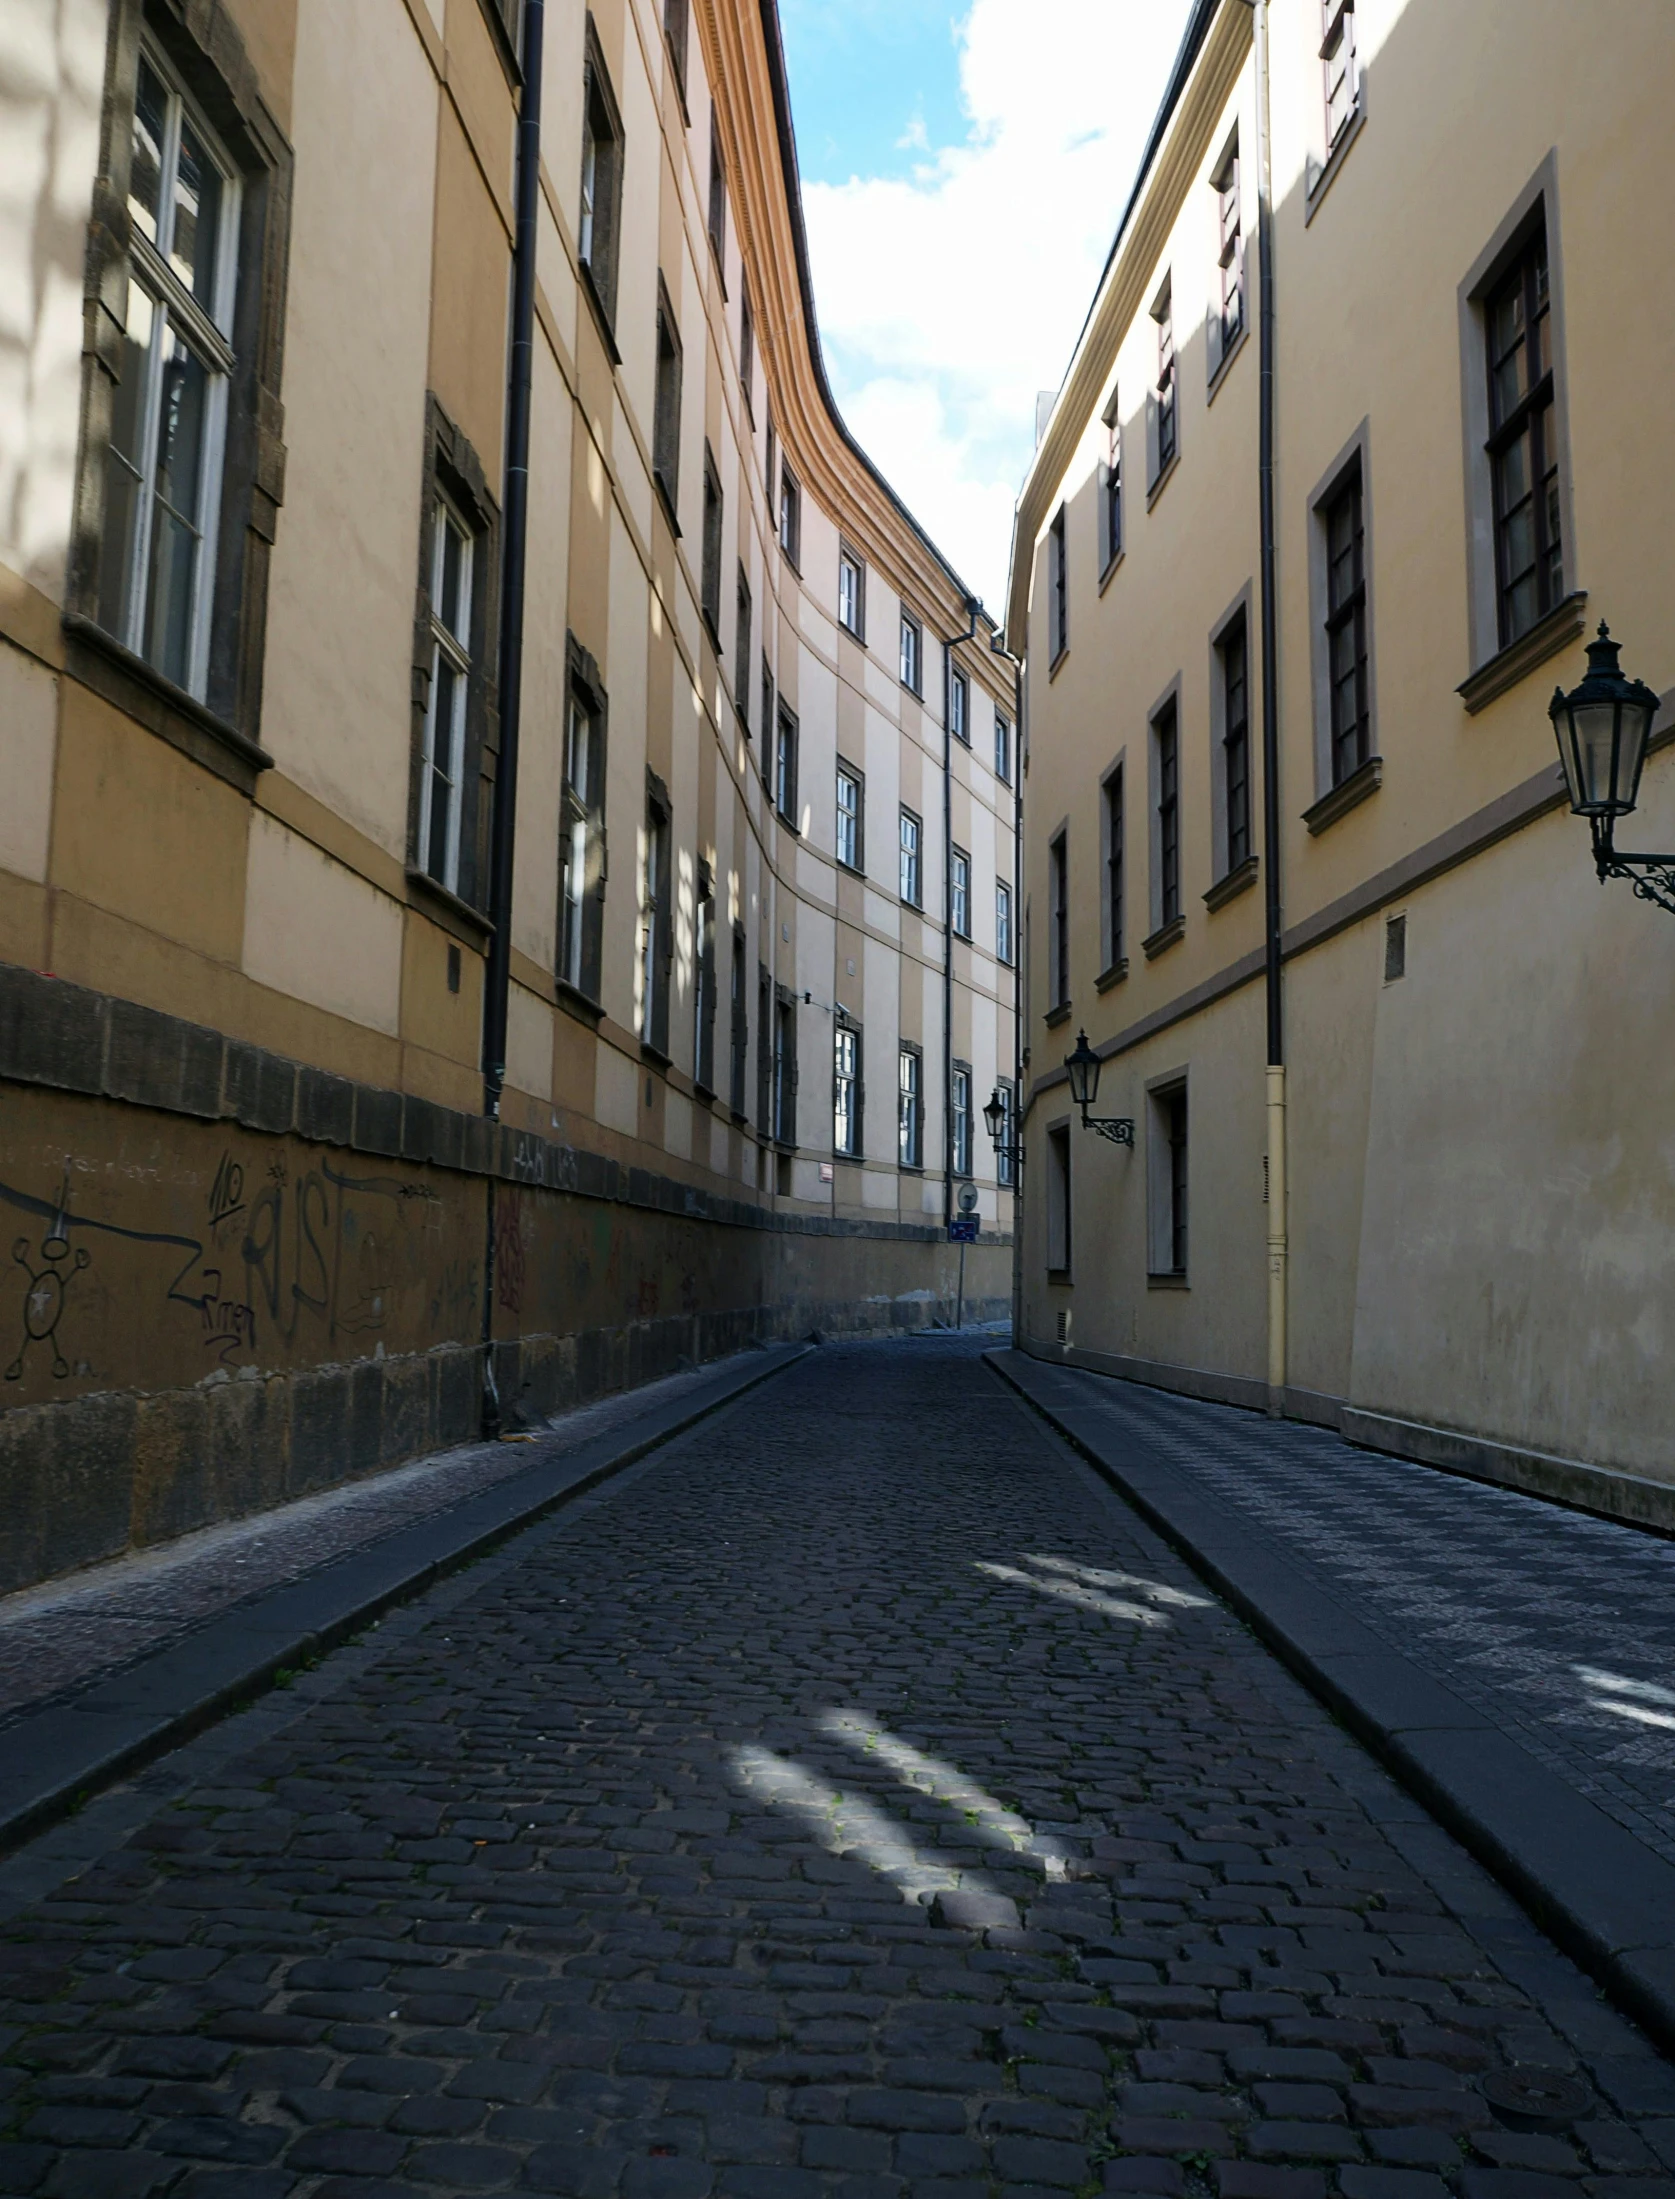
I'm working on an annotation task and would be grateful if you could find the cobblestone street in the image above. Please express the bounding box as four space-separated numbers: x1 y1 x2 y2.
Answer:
3 1333 1674 2199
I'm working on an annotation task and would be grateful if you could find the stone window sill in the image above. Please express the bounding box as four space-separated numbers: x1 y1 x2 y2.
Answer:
63 612 271 796
1148 1271 1190 1290
1142 913 1186 960
1204 853 1259 912
1043 1002 1073 1029
1095 958 1129 994
1458 591 1588 716
1304 754 1382 836
406 865 494 943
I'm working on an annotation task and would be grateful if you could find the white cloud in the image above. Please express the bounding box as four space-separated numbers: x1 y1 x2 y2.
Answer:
801 0 1193 611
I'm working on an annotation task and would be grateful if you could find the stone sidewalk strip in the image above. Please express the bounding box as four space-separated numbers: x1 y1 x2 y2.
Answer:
0 1331 1672 2198
989 1346 1675 2059
0 1344 807 1857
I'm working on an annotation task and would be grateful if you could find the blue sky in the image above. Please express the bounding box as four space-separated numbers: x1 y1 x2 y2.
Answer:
778 0 1194 611
780 1 970 187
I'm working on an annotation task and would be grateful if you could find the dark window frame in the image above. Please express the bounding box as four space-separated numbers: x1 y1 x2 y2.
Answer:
995 1077 1017 1188
1485 221 1562 648
557 632 609 1008
1155 697 1181 928
1218 609 1252 872
996 876 1014 967
772 983 798 1148
739 280 755 417
1148 1080 1189 1282
835 759 864 872
1099 387 1123 575
995 711 1013 785
1048 505 1068 662
1048 827 1070 1010
950 667 970 745
1046 1121 1072 1276
898 1040 924 1171
899 609 923 695
1102 763 1125 972
662 0 689 107
652 277 683 526
579 18 626 337
1323 462 1370 786
693 857 717 1095
759 653 773 757
407 397 502 917
734 561 752 722
70 0 293 776
699 439 723 644
641 770 674 1059
774 699 800 829
1212 131 1244 370
1150 274 1177 485
729 922 749 1117
706 102 727 286
778 463 801 567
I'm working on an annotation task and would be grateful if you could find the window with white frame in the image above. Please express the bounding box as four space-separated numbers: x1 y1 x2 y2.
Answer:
838 547 864 639
899 610 922 694
97 43 240 698
950 668 969 744
836 763 862 870
1213 133 1244 367
898 1044 923 1169
774 703 799 827
833 1020 861 1156
558 643 607 1000
996 878 1013 966
951 1063 972 1178
995 712 1012 785
951 847 970 938
779 465 801 564
1322 0 1359 151
899 806 922 907
418 494 473 893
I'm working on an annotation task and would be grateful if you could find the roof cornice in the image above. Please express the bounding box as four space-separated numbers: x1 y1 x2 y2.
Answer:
700 0 997 654
1005 0 1249 650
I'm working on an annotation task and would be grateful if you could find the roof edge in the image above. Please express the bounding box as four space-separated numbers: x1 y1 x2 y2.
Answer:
757 0 992 633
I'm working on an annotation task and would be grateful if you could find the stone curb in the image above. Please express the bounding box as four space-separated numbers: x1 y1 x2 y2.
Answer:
985 1345 1675 2059
0 1343 810 1858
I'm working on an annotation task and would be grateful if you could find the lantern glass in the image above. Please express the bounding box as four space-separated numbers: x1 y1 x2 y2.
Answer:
983 1089 1005 1144
1064 1029 1100 1111
1550 625 1659 820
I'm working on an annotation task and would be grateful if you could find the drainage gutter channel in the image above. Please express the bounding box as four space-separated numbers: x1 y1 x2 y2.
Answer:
987 1344 1675 2058
0 1344 809 1858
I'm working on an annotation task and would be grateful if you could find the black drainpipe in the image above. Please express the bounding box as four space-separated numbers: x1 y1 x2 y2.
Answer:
942 597 980 1231
479 0 546 1436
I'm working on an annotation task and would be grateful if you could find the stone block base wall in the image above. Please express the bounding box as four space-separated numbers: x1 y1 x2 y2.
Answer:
0 967 1008 1595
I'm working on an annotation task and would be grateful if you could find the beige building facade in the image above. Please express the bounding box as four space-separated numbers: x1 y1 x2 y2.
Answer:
0 0 1017 1592
1011 0 1675 1524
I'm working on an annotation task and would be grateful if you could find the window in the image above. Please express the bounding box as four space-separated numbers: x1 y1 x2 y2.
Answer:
663 0 688 100
730 926 749 1115
996 878 1013 967
760 654 774 753
1155 699 1181 928
739 282 755 414
765 416 777 500
899 610 922 694
1322 0 1359 151
1324 464 1369 784
995 1080 1016 1189
772 990 797 1145
995 713 1013 786
735 564 751 719
1048 830 1069 1009
700 442 722 641
1048 506 1068 661
951 1063 972 1179
96 43 240 699
1152 276 1177 479
1046 1123 1071 1275
834 1020 861 1157
951 848 970 939
1385 910 1407 983
707 105 726 271
652 284 682 518
417 494 474 895
641 779 673 1054
1103 766 1124 971
1213 134 1244 366
1219 612 1251 871
579 28 624 327
774 703 799 827
836 764 862 871
558 639 608 1001
778 465 800 564
838 547 865 639
898 1045 923 1169
694 866 716 1093
899 807 922 907
756 964 772 1136
1099 388 1122 573
950 669 969 745
1149 1083 1189 1281
1486 224 1561 647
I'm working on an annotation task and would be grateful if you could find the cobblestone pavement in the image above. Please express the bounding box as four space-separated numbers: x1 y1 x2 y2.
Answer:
0 1353 759 1726
1030 1370 1675 1866
2 1332 1673 2199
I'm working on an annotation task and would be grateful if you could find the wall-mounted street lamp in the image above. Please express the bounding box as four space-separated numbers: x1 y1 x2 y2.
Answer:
1063 1029 1134 1147
1551 624 1670 913
983 1086 1022 1172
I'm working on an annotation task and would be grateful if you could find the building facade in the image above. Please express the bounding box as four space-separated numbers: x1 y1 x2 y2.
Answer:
1011 0 1675 1525
0 0 1017 1593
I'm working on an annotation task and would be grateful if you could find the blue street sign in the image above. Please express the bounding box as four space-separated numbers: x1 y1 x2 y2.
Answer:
948 1217 979 1243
